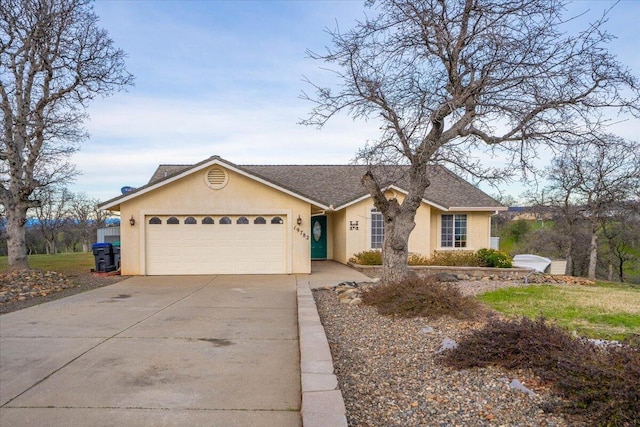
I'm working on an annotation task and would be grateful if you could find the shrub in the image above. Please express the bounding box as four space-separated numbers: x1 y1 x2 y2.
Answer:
349 249 512 268
441 317 640 426
407 253 430 265
426 250 481 266
349 250 382 265
361 276 483 319
476 248 512 268
350 251 430 266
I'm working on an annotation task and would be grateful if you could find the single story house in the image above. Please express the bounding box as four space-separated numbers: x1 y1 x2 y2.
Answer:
98 156 506 275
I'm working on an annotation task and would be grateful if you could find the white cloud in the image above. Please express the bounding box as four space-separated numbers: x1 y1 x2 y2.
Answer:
76 94 383 200
67 0 639 203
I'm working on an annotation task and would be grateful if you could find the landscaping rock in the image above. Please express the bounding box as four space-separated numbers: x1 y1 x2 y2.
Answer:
0 270 78 305
313 289 571 426
509 378 536 396
0 269 124 314
438 337 458 352
433 272 459 282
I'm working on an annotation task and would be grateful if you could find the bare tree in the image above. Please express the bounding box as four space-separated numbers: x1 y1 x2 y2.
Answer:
525 184 587 275
598 198 640 283
70 192 107 251
542 157 588 275
543 135 640 279
32 186 71 254
0 0 132 270
302 0 639 283
580 138 640 279
561 135 638 279
602 212 640 283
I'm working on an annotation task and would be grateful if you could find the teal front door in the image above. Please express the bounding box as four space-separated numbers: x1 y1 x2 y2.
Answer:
310 216 327 259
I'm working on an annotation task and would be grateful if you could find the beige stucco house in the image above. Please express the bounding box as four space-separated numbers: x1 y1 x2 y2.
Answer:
98 156 505 275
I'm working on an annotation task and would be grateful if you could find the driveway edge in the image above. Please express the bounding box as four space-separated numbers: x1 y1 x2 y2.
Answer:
296 280 347 427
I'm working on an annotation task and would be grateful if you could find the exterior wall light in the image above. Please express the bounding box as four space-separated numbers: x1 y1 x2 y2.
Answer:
297 215 302 225
129 215 136 226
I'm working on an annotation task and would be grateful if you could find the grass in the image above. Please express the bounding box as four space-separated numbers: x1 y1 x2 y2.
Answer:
477 282 640 342
0 252 94 273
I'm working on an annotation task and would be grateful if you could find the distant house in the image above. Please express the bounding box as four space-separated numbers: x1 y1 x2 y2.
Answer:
98 156 505 275
505 206 555 222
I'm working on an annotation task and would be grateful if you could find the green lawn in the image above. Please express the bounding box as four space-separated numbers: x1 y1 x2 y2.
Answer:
477 282 640 342
0 252 94 273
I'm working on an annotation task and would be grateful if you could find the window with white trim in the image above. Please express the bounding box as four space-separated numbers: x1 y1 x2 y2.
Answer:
441 214 467 248
371 208 384 249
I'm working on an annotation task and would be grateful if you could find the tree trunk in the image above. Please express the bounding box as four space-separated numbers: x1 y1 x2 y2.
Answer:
45 240 56 255
381 212 416 284
618 258 625 283
5 203 30 271
607 244 614 282
564 240 574 276
361 168 427 285
587 231 598 280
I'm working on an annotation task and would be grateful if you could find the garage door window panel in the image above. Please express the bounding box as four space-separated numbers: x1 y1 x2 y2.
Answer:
149 217 162 224
220 216 232 224
167 216 179 225
271 216 284 224
237 216 249 224
184 216 197 224
202 217 214 224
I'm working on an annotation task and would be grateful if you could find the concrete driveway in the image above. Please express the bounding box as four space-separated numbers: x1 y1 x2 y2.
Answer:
0 275 301 426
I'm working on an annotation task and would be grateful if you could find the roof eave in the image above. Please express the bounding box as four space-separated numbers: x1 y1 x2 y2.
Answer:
447 206 508 212
98 156 330 211
333 185 450 212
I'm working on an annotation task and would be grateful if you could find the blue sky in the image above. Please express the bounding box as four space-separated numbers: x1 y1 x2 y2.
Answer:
76 0 640 202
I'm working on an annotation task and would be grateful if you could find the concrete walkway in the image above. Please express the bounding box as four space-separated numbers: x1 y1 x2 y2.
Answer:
0 275 301 426
303 260 372 289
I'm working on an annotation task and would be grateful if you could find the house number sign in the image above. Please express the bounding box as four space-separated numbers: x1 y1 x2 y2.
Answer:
293 225 309 240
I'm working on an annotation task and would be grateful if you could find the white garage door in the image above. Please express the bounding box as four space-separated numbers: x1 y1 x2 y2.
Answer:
145 215 287 275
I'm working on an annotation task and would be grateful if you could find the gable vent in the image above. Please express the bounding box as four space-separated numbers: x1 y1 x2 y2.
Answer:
205 166 228 189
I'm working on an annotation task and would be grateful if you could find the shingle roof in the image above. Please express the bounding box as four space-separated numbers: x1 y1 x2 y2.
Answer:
142 159 503 210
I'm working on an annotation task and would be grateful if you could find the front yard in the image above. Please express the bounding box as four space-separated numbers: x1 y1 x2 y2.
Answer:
477 282 640 342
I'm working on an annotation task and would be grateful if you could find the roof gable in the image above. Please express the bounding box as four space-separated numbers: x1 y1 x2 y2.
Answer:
98 156 331 210
99 156 504 211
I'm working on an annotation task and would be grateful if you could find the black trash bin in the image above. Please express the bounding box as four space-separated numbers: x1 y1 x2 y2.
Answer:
92 243 114 272
112 242 121 271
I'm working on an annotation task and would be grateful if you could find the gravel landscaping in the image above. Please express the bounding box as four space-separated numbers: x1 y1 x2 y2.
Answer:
314 280 580 427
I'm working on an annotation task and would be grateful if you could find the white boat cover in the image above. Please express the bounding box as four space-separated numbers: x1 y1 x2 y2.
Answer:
512 254 552 273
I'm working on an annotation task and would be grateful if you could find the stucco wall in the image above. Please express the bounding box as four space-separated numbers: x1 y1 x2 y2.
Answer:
430 210 492 252
330 210 347 264
118 165 312 275
341 193 433 263
338 196 493 263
